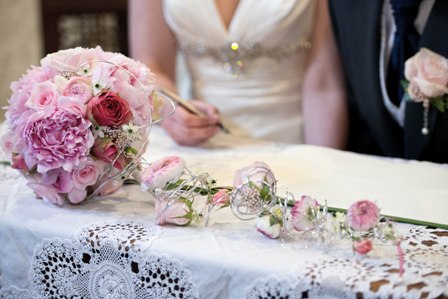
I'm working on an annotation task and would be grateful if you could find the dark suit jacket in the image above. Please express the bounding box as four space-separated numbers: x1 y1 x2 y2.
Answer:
328 0 448 164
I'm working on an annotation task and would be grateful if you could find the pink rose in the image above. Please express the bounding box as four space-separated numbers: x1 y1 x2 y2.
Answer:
63 76 93 104
155 196 192 226
25 81 59 111
141 156 186 191
291 195 320 231
71 159 100 189
404 48 448 100
212 189 231 207
353 238 373 255
91 138 126 171
233 161 276 189
68 188 88 204
347 200 380 231
95 179 123 196
23 108 94 173
87 91 132 126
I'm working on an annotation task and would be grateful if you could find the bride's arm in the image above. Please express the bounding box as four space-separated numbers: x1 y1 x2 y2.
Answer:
129 0 177 92
302 0 348 149
128 0 221 146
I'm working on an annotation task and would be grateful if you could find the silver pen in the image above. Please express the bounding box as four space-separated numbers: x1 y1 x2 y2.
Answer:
159 88 230 133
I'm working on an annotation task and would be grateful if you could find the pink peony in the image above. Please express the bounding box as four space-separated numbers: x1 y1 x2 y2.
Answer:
27 181 64 206
41 169 73 193
353 238 373 255
155 196 192 226
24 164 86 206
233 161 275 189
40 46 105 73
291 195 320 231
6 66 54 131
23 108 94 173
87 91 132 126
141 156 186 191
347 200 380 231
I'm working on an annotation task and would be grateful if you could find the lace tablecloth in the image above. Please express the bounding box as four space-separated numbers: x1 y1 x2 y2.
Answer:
1 127 447 299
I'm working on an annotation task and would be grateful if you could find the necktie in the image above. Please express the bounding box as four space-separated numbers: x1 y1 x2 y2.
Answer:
387 0 422 105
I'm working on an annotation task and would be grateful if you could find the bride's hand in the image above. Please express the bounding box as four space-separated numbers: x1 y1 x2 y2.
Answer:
161 100 222 146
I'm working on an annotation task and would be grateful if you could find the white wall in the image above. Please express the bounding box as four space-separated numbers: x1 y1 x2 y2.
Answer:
0 0 43 122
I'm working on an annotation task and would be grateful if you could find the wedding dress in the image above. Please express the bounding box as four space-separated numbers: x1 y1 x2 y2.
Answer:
164 0 315 143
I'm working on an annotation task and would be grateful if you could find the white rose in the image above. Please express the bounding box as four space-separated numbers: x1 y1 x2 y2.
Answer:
405 48 448 99
141 156 186 191
233 161 276 189
256 214 281 239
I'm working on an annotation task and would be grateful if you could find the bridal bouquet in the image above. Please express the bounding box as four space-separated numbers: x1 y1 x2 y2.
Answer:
2 47 160 205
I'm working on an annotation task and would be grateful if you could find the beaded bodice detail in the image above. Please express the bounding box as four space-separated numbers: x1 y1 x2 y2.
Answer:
180 40 311 76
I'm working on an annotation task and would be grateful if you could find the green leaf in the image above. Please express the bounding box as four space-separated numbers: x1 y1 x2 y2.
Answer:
269 214 283 227
125 146 138 156
179 197 193 208
400 79 410 91
269 214 279 226
432 97 446 113
248 181 258 190
259 184 271 202
0 161 11 167
165 179 184 190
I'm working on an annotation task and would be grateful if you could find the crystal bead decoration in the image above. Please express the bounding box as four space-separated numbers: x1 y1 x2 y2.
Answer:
180 40 311 76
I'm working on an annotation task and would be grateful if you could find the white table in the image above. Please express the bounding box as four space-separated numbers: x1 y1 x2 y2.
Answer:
1 126 447 299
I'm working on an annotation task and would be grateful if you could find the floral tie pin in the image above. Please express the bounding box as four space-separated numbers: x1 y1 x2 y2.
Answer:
403 48 448 135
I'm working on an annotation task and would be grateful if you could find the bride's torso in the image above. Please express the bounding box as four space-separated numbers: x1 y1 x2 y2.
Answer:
164 0 315 143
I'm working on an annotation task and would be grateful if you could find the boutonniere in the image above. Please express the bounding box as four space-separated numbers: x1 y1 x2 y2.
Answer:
403 48 448 135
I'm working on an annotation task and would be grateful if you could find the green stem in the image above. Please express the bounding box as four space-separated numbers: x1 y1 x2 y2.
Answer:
0 161 11 167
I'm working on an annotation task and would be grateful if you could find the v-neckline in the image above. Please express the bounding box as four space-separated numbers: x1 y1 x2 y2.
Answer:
211 0 243 35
